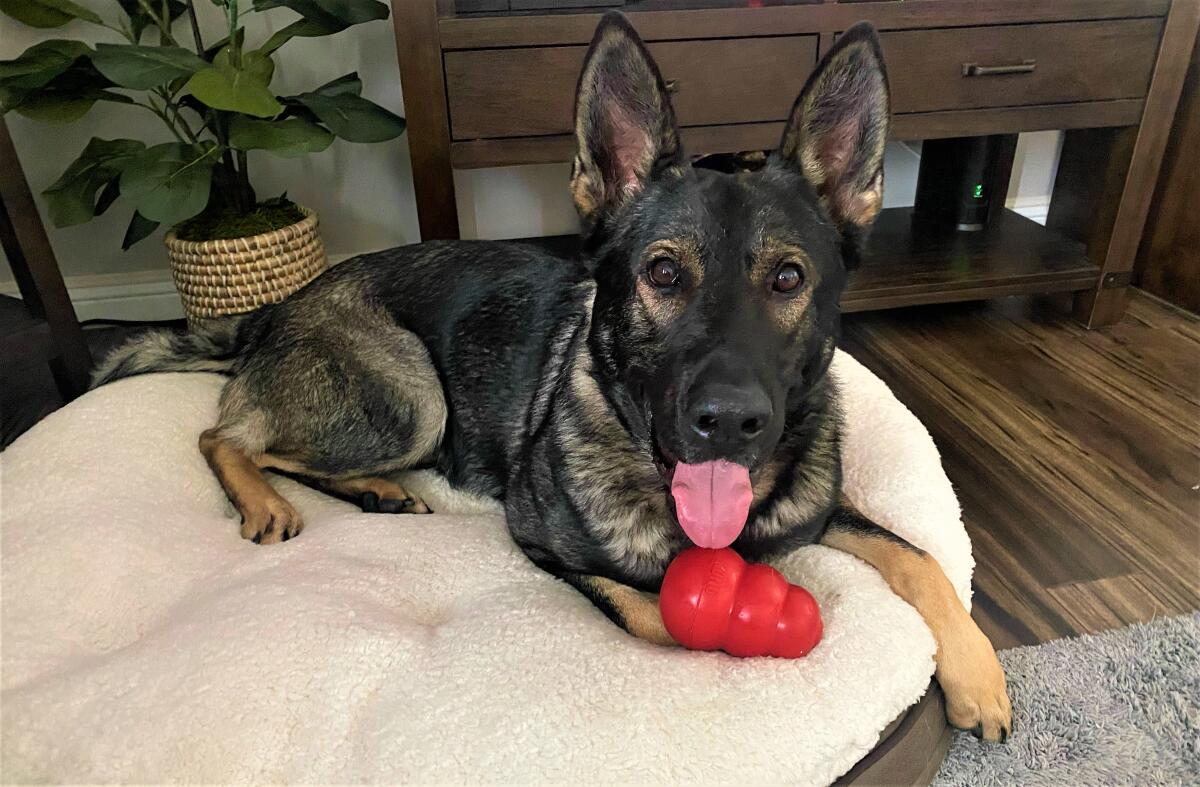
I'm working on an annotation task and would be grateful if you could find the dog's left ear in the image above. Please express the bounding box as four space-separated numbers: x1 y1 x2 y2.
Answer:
571 12 687 228
774 23 890 242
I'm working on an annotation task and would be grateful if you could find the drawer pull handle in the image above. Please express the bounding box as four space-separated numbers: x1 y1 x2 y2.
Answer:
665 78 679 93
962 60 1037 77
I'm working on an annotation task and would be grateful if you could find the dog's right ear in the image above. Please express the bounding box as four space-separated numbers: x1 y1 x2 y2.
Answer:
571 12 687 228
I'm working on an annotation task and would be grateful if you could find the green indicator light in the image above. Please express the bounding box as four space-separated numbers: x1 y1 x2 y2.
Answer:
972 183 984 199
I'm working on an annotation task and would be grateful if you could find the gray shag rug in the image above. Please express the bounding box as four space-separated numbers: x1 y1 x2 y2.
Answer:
934 612 1200 786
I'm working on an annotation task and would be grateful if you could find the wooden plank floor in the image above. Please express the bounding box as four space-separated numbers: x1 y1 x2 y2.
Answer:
843 290 1200 649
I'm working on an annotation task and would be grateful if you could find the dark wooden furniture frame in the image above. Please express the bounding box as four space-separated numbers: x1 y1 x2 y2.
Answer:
392 0 1200 328
0 118 91 400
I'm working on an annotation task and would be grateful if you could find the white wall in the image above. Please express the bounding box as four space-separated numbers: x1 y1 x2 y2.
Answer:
2 4 1062 318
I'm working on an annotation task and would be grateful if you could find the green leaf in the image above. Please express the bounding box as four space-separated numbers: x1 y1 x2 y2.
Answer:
252 0 388 31
43 138 146 227
0 0 102 28
0 85 26 114
115 0 186 43
203 27 244 61
95 178 122 216
293 91 404 143
228 116 333 157
314 71 361 97
9 62 134 122
14 96 94 121
185 48 281 117
119 141 218 225
122 211 160 249
258 19 327 56
92 45 207 90
0 40 90 89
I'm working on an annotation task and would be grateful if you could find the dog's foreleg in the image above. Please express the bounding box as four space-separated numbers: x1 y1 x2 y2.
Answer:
561 573 677 647
821 501 1012 741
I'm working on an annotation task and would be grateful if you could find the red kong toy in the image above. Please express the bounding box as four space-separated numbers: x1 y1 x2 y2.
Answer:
659 547 823 658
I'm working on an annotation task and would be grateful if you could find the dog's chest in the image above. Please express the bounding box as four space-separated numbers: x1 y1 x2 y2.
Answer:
556 366 687 580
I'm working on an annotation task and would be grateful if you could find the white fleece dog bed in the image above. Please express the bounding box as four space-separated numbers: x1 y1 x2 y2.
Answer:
0 350 971 785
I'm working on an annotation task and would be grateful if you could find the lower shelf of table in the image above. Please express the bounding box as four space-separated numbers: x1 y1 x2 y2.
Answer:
516 207 1101 312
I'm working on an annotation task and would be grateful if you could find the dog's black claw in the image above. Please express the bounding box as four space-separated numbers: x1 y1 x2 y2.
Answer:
970 723 983 740
252 533 262 545
1000 726 1009 744
361 491 380 513
377 497 408 514
281 530 291 542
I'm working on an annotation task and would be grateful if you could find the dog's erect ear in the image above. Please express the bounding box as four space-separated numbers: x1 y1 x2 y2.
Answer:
775 23 890 237
571 12 687 226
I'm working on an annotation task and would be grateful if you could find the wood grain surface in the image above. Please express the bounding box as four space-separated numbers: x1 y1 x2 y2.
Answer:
880 19 1161 114
1136 28 1200 312
843 291 1200 649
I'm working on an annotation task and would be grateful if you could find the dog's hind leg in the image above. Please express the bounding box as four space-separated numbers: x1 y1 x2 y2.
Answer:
199 428 304 545
200 307 446 542
319 475 432 514
821 500 1012 742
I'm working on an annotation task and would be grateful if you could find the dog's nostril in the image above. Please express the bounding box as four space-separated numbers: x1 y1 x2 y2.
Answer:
696 413 719 435
741 417 763 437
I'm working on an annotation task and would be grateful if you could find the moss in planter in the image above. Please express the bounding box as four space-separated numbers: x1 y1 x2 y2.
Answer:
175 199 307 241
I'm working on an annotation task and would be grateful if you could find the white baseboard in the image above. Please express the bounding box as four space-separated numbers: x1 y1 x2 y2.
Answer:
0 270 184 322
0 254 357 323
74 273 185 322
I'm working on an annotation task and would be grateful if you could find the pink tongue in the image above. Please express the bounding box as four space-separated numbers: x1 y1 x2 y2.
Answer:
670 460 753 548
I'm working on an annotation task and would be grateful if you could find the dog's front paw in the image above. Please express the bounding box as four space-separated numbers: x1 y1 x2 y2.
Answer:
938 625 1012 742
240 497 304 545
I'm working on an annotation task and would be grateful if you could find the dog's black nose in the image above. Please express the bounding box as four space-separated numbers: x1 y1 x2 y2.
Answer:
688 383 772 450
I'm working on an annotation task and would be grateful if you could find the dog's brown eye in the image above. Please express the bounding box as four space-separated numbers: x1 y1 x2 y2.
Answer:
648 257 681 288
773 263 804 294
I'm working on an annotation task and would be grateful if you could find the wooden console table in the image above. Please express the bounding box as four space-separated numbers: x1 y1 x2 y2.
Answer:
392 0 1198 328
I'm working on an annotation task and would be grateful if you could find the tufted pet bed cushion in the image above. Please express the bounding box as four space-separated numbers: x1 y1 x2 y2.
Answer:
0 350 971 785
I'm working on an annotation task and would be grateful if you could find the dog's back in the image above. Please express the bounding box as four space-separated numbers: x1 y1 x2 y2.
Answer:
96 239 592 499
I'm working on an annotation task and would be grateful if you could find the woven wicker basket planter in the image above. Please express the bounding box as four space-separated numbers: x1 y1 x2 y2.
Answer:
165 206 327 323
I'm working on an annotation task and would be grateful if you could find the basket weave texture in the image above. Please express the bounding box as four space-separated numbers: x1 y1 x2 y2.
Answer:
165 206 327 321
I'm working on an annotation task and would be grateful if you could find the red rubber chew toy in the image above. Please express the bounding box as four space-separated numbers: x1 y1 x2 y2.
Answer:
659 547 823 658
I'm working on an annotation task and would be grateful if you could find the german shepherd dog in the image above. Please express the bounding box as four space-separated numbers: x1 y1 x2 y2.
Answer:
96 14 1011 741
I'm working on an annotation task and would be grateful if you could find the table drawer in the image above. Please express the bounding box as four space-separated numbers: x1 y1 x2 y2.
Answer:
445 36 818 140
882 19 1162 114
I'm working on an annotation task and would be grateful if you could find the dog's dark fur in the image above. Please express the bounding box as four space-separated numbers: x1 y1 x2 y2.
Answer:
95 15 1012 741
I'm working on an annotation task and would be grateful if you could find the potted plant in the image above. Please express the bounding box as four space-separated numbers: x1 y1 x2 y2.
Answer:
0 0 406 322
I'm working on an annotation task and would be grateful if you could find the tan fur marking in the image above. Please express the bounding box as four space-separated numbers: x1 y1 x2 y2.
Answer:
586 576 677 647
570 157 601 220
200 430 303 545
562 348 681 578
752 237 817 330
645 237 704 287
822 521 1012 741
635 237 703 325
844 170 885 226
746 409 839 541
